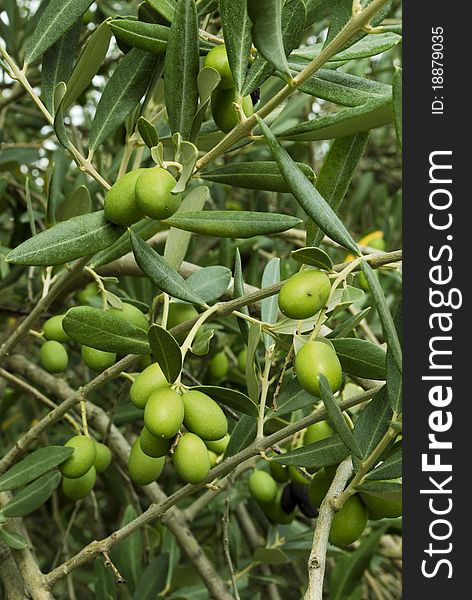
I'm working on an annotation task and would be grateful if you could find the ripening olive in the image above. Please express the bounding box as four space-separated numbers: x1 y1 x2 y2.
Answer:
204 434 230 455
303 420 333 446
290 482 317 518
139 426 172 458
294 340 342 397
128 438 165 485
104 168 147 226
204 44 234 89
93 442 112 473
60 435 97 479
43 315 69 343
288 466 310 487
182 390 228 441
62 466 96 500
262 491 296 524
40 340 69 374
130 362 169 409
135 167 180 220
308 468 335 508
144 388 184 439
278 270 331 320
248 470 278 504
360 484 402 519
211 88 254 134
107 302 149 331
173 432 211 484
81 346 116 372
209 351 229 379
329 495 368 546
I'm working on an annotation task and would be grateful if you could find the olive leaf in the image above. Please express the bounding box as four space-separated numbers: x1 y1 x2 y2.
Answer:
2 471 62 518
271 434 350 469
109 20 169 55
148 325 182 383
190 386 258 418
330 338 387 380
291 247 333 271
219 0 252 93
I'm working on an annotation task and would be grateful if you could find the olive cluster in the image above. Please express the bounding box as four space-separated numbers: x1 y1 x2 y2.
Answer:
59 435 111 500
203 44 254 134
129 363 229 485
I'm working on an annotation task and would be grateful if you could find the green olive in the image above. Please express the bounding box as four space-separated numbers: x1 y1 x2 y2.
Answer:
182 390 228 441
248 470 278 504
172 432 211 484
43 315 69 343
308 468 335 508
144 388 184 439
76 282 100 305
237 348 247 373
81 346 116 372
208 450 218 468
60 435 97 479
40 340 69 374
62 466 96 500
104 168 147 226
294 340 342 397
135 167 180 220
130 363 169 409
211 88 254 134
288 466 310 487
262 491 296 524
209 351 229 379
278 270 331 320
107 302 148 331
204 434 230 455
93 442 112 473
269 460 290 483
204 44 234 89
360 485 402 519
167 302 198 343
329 495 368 546
139 426 172 458
128 438 165 485
303 420 333 446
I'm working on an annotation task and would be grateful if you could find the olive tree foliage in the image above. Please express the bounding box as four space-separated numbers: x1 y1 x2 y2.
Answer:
0 0 402 598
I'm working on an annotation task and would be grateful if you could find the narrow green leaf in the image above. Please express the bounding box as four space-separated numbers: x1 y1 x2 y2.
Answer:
186 266 232 303
190 386 258 418
257 116 359 254
353 386 392 461
164 210 301 238
253 548 289 566
310 133 369 246
146 0 176 23
2 471 61 518
267 377 317 418
53 82 74 151
41 19 81 114
148 325 182 383
63 306 150 355
356 480 402 494
137 116 160 149
330 338 387 380
366 447 402 481
330 526 389 600
233 248 249 343
220 0 252 93
280 96 393 141
63 21 112 109
294 32 401 63
190 67 221 142
0 447 73 492
133 553 169 600
109 19 169 55
248 0 291 78
319 375 363 458
6 211 124 266
0 528 29 550
130 230 206 306
361 261 402 374
56 185 92 222
327 285 364 315
291 247 333 271
387 302 402 412
90 48 157 151
327 307 371 339
94 557 117 600
164 0 199 140
224 415 257 459
200 161 315 192
272 434 350 469
163 186 209 269
325 0 392 49
261 258 280 349
24 0 93 66
393 66 402 148
243 0 306 95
